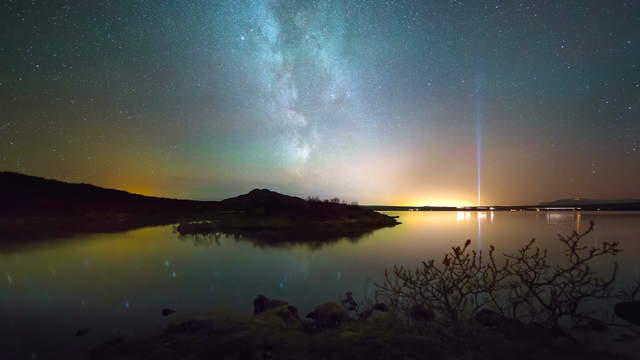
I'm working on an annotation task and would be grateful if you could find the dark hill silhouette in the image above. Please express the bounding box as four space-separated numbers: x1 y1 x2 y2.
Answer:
0 172 399 244
0 171 219 217
220 188 307 211
218 188 389 222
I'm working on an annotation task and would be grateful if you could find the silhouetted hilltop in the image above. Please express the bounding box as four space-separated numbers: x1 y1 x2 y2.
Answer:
219 188 388 222
220 188 307 211
0 171 218 217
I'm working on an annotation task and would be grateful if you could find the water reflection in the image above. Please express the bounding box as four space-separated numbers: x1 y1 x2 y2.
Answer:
546 212 572 225
575 211 582 232
543 211 584 232
454 209 586 235
455 211 497 225
1 211 639 359
177 228 375 251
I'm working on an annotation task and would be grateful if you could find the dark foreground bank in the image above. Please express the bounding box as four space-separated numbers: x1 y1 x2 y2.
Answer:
90 295 630 360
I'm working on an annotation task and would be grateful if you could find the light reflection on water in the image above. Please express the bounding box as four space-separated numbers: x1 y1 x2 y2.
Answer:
0 211 639 359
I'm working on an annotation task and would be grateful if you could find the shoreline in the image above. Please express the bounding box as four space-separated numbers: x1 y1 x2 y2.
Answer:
89 295 632 360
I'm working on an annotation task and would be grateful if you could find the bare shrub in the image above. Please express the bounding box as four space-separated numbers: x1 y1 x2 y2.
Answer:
500 222 620 328
376 221 623 330
376 239 507 325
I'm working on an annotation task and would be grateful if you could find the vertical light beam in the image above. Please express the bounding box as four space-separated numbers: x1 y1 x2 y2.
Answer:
474 71 483 207
474 70 484 251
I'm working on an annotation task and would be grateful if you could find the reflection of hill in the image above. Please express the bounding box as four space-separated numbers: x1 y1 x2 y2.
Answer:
178 227 375 251
0 215 178 250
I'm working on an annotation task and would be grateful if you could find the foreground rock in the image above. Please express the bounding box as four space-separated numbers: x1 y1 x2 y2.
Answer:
306 302 348 329
252 295 301 326
253 295 289 314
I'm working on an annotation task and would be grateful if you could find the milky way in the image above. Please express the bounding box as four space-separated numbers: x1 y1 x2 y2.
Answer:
231 0 357 167
1 1 639 205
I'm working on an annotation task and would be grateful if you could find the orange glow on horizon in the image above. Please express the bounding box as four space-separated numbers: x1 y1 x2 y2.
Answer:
394 195 476 207
95 173 161 198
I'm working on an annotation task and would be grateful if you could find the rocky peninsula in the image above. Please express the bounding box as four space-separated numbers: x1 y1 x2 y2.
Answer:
0 172 399 245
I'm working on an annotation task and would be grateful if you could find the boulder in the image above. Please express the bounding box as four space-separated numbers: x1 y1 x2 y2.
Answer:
614 301 640 326
409 304 435 322
253 296 301 327
269 305 300 323
306 302 349 329
253 295 289 315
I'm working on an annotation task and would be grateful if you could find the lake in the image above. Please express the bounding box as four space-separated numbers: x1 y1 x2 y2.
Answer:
1 211 639 359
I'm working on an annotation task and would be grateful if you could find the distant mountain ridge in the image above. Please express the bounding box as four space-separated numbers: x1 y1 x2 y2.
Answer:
539 198 640 207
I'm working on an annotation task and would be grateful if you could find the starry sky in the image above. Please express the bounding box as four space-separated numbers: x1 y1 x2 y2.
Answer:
1 0 639 206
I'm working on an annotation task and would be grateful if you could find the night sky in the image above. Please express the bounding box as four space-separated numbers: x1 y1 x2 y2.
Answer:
1 1 639 206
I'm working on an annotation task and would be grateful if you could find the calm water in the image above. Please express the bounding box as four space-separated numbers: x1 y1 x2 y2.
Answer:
1 211 639 359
